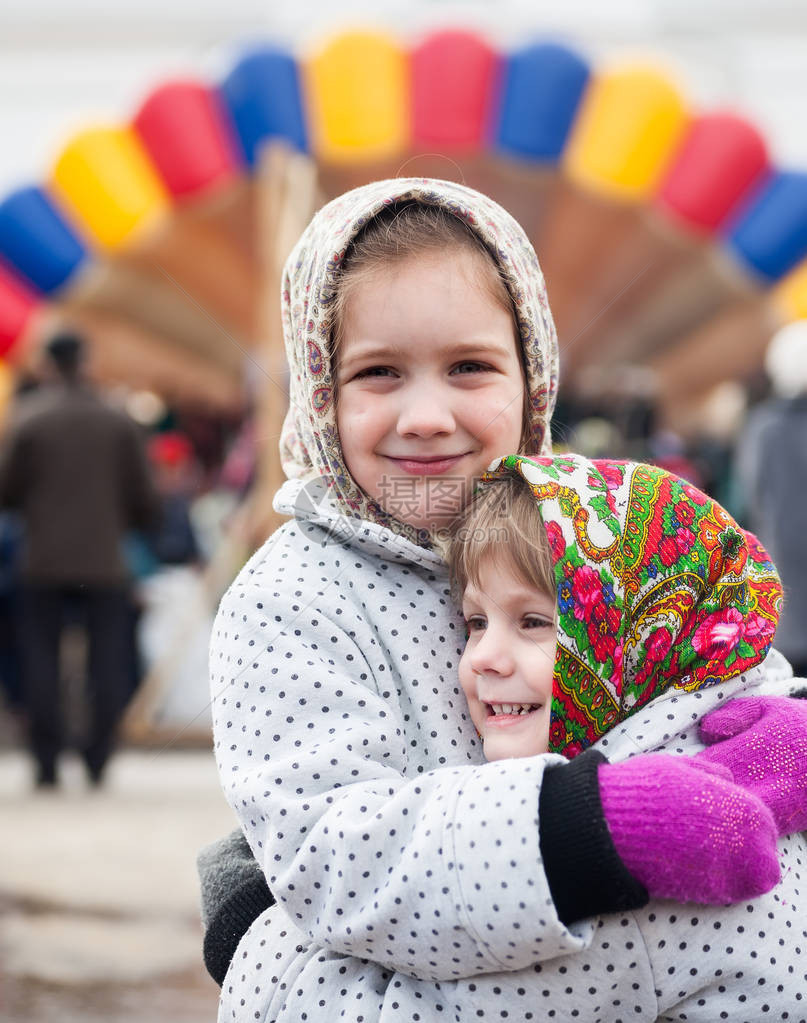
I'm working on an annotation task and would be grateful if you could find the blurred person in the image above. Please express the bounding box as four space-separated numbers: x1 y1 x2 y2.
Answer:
737 320 807 678
0 330 158 787
0 376 40 716
647 428 703 489
0 510 24 714
565 415 622 457
218 417 256 498
146 431 201 568
133 430 215 735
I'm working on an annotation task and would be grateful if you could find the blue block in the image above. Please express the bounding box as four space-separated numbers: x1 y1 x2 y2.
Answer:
219 47 308 167
0 187 86 294
726 171 807 282
495 42 589 163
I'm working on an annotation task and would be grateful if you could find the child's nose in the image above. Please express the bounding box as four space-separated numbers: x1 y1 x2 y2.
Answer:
396 383 456 437
469 627 514 677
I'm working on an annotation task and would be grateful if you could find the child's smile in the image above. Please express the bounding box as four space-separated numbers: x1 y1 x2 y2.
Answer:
486 702 545 720
335 249 526 531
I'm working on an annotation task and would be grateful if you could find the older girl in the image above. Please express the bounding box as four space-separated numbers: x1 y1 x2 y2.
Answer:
208 179 804 1021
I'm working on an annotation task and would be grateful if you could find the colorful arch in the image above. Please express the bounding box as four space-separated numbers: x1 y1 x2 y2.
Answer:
0 26 804 380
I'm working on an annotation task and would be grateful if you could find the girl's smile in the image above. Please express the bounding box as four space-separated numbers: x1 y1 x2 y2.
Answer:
382 453 472 475
335 249 526 531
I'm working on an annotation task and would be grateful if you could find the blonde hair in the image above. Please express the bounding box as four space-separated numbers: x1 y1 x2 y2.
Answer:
447 472 556 604
330 201 534 452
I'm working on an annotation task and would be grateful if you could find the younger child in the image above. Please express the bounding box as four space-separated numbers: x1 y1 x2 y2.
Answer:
444 451 807 1019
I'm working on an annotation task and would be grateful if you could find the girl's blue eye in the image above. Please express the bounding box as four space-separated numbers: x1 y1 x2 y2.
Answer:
354 366 394 379
452 362 490 375
465 616 486 631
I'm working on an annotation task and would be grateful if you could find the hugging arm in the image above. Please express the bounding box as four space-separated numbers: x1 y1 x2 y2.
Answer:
208 550 807 985
201 686 807 987
199 750 645 986
211 579 626 981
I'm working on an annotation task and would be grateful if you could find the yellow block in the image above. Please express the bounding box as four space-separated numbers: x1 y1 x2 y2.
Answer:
773 259 807 320
50 127 168 250
305 30 409 163
564 65 689 202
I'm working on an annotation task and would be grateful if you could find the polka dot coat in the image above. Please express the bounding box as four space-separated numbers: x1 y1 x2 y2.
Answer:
212 485 807 1022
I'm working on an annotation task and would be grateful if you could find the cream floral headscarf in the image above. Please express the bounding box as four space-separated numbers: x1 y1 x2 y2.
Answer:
279 177 559 544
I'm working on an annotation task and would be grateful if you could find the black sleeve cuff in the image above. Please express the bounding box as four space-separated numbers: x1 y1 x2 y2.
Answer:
203 877 276 987
538 748 648 926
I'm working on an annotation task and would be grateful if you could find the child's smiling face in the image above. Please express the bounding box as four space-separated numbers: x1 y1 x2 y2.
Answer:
459 555 557 761
335 248 526 531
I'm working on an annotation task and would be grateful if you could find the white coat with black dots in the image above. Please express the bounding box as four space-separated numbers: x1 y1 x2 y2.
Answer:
211 479 807 1023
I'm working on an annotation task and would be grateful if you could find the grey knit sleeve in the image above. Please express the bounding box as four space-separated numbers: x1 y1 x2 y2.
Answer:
197 829 275 987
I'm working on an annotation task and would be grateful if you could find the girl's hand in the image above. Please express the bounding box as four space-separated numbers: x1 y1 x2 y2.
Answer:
598 754 781 905
697 694 807 835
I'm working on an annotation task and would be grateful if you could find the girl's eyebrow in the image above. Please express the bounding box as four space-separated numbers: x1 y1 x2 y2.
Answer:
338 341 406 370
341 338 512 370
448 340 514 359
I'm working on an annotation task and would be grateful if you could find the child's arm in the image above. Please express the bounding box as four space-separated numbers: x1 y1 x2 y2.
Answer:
196 754 643 987
206 701 791 986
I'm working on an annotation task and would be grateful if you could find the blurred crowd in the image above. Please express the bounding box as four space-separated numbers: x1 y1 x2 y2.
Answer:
553 320 807 679
1 320 806 788
0 330 256 787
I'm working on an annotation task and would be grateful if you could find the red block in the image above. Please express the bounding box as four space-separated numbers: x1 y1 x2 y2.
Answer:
411 30 500 150
133 80 241 200
0 260 39 357
656 113 770 234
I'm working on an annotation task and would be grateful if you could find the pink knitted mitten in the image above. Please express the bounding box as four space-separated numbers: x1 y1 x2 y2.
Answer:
697 695 807 835
598 753 780 904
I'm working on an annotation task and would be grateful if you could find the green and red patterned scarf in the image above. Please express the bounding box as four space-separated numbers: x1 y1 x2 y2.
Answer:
481 454 783 759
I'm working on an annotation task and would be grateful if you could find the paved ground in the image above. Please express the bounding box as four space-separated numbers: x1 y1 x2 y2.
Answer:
0 741 238 1022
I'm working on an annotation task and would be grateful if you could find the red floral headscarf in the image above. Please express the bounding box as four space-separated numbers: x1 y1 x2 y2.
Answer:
481 454 783 759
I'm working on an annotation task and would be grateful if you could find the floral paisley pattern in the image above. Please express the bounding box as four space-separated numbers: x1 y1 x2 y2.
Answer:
481 454 783 759
306 340 324 377
277 178 560 546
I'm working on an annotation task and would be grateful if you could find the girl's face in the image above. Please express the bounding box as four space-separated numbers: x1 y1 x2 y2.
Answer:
458 556 557 761
335 249 526 531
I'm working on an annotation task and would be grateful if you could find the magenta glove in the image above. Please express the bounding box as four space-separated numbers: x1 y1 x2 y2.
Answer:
598 753 780 905
697 695 807 835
